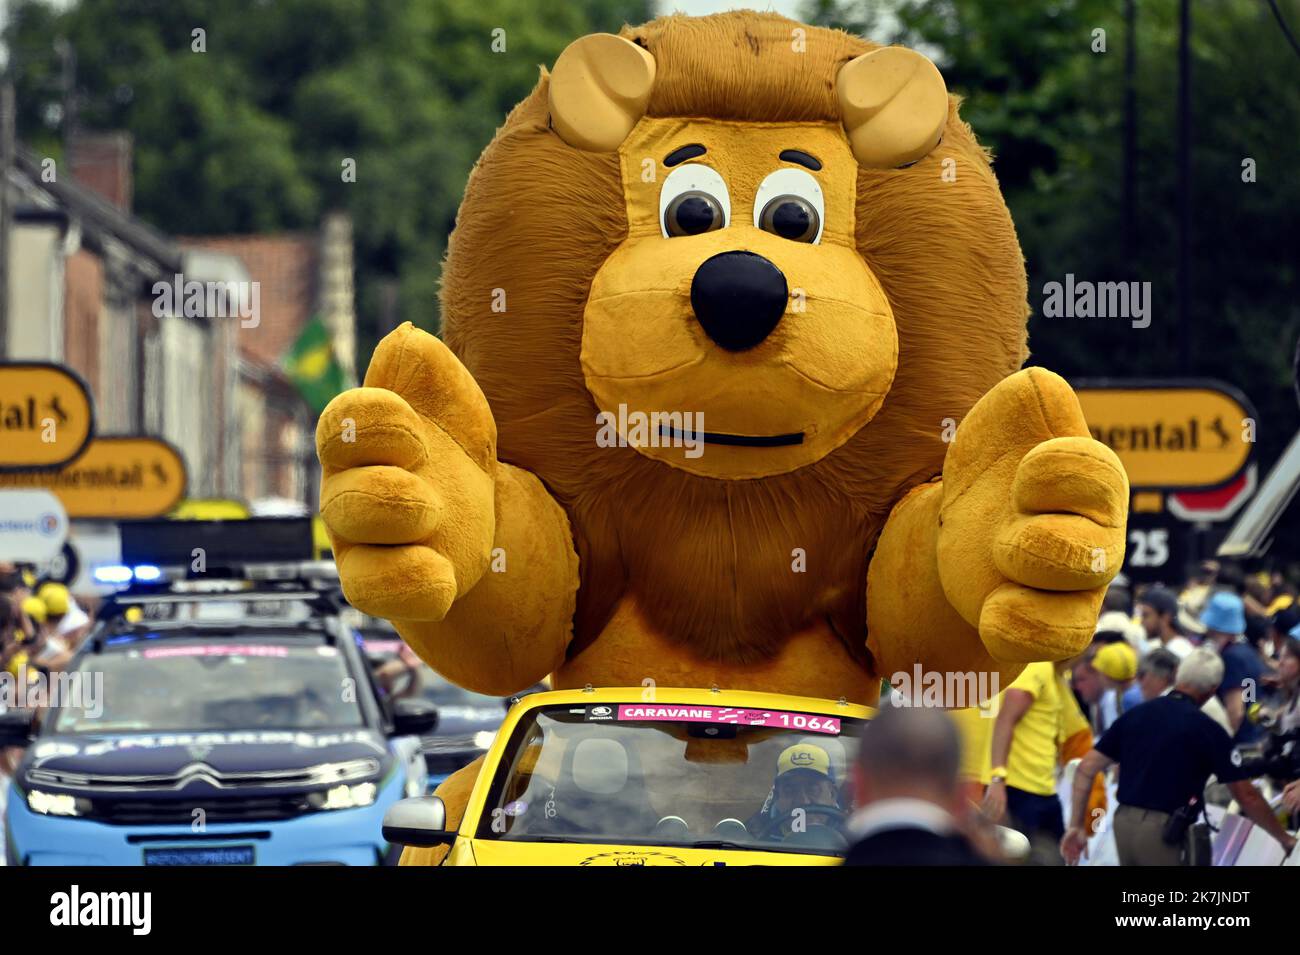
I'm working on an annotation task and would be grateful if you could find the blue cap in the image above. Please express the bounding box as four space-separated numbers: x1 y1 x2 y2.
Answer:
1288 621 1300 640
1200 591 1246 636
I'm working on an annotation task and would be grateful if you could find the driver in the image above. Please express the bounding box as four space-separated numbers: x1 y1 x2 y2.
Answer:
749 743 844 839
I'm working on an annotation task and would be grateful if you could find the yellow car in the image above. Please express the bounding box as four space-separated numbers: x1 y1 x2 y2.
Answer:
383 686 874 866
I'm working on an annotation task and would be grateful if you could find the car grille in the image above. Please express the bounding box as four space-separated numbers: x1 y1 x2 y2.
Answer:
88 793 312 825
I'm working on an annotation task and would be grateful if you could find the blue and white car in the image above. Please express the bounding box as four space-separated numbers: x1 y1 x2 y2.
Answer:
414 669 513 789
2 580 434 866
359 628 541 789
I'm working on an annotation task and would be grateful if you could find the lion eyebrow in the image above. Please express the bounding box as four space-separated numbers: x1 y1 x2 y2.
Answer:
664 144 706 166
779 149 822 171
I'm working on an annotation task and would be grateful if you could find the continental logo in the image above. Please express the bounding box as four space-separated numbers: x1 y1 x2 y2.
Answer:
0 437 187 518
0 363 94 470
0 462 166 491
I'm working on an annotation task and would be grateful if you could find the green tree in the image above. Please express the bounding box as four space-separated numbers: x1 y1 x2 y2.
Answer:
806 0 1300 563
6 0 652 358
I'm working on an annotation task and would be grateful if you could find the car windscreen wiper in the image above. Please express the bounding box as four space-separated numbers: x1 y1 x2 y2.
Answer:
688 839 754 850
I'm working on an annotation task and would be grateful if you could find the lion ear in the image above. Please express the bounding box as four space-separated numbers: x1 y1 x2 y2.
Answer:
836 47 948 169
547 33 656 152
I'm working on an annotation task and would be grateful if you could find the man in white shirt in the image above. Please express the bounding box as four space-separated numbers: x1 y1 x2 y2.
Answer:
1137 586 1198 659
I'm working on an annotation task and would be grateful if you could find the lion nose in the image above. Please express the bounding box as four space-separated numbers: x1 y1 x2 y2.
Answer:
690 251 789 352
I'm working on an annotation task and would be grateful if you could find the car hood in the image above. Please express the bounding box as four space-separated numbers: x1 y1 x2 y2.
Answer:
22 729 389 780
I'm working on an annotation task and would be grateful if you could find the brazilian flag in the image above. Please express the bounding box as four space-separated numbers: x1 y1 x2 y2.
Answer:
283 317 345 415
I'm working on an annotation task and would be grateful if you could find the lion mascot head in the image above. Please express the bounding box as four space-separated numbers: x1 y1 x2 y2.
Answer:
439 11 1028 672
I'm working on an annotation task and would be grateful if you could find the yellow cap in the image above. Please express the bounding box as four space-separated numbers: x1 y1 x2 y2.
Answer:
21 596 47 624
776 743 833 781
5 651 31 676
1093 641 1138 681
37 582 70 615
124 606 144 624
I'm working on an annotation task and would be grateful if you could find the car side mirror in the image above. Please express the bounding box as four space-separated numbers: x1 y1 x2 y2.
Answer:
0 708 35 747
382 795 457 848
391 698 438 736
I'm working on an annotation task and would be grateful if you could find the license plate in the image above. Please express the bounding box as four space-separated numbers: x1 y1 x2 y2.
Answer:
143 845 255 866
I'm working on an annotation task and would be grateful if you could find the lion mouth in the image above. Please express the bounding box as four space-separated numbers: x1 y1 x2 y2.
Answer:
658 425 805 447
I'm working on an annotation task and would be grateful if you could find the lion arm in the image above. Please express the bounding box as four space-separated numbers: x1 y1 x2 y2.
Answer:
865 481 1025 699
392 463 579 696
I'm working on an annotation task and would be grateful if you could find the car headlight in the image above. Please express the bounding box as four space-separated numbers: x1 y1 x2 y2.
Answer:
27 789 88 817
308 782 378 811
473 731 496 751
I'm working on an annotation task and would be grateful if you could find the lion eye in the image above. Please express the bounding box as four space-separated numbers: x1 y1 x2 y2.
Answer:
753 167 825 245
758 196 820 243
658 163 731 239
664 191 725 237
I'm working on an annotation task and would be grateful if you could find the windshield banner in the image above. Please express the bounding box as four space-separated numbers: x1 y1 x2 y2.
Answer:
609 704 841 735
140 644 291 659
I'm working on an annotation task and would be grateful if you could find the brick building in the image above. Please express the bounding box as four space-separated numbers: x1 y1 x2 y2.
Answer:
2 132 356 509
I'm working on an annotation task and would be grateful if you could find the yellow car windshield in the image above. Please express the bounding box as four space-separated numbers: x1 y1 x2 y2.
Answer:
475 703 867 857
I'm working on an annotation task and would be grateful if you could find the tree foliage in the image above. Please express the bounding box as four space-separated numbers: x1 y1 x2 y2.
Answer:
6 0 652 356
9 0 1300 556
806 0 1300 558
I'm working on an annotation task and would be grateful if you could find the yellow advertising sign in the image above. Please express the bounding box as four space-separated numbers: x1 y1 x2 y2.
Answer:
0 436 187 518
170 499 250 520
0 362 95 470
1076 383 1253 490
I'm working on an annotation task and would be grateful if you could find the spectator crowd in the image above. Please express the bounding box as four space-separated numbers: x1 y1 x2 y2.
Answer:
846 560 1300 866
0 563 96 832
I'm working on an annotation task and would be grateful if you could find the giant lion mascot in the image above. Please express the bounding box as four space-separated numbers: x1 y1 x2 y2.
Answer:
316 11 1128 863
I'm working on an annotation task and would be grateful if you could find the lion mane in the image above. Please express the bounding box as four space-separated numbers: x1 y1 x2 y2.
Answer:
440 12 1029 668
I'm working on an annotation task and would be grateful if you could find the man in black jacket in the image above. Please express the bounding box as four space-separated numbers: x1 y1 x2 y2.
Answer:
843 704 988 866
1061 647 1297 865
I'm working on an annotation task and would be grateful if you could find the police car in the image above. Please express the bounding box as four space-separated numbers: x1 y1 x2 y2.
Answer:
357 621 544 790
0 518 434 866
